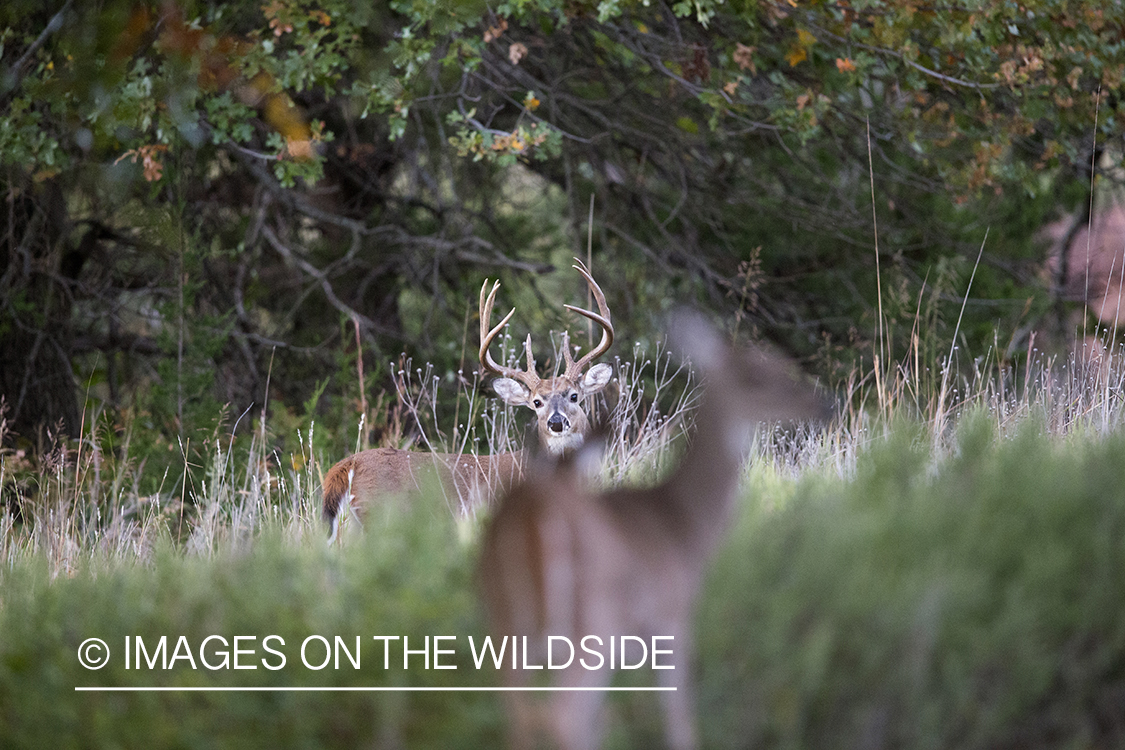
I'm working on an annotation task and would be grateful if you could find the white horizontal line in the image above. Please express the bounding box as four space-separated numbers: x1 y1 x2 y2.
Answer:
75 686 675 692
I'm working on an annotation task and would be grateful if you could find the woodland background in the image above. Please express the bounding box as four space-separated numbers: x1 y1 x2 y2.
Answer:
2 0 1123 474
4 4 1125 746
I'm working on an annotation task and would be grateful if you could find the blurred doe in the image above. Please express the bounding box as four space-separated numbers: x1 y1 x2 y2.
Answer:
479 311 829 750
322 261 614 541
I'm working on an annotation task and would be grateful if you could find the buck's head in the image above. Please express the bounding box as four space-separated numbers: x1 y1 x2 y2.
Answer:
480 261 614 456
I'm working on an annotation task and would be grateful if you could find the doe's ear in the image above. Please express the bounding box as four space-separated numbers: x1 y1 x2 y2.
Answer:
581 362 613 394
491 377 530 406
668 309 726 370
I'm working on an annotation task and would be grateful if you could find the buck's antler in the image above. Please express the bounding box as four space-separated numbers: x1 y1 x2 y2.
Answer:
561 258 614 379
479 279 542 391
480 260 613 387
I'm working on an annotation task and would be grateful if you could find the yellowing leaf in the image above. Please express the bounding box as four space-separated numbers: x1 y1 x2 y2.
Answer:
786 45 807 67
483 18 508 43
836 57 856 72
263 93 311 142
269 16 293 37
796 28 817 47
676 116 699 134
286 139 314 161
733 42 756 72
115 144 169 181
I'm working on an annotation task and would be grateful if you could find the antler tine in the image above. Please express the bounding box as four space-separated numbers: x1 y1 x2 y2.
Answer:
479 279 517 376
479 279 541 389
562 258 614 376
559 330 576 373
523 334 538 375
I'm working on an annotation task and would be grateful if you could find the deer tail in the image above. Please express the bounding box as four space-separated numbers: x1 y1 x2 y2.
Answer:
322 458 354 543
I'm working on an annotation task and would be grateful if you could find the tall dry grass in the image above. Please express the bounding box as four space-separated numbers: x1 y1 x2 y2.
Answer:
5 315 1125 578
0 333 702 575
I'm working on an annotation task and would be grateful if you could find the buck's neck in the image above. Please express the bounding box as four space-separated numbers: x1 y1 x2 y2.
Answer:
541 428 586 456
664 391 752 556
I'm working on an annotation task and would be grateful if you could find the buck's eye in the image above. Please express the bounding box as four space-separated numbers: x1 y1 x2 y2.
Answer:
533 399 543 408
569 392 579 402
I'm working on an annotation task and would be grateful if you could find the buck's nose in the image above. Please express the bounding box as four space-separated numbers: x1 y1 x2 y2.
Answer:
547 413 569 433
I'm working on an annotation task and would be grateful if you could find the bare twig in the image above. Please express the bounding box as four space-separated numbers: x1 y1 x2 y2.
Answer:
5 0 74 94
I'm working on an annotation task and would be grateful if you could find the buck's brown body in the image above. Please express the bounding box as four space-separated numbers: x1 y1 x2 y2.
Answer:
322 447 522 523
323 260 614 541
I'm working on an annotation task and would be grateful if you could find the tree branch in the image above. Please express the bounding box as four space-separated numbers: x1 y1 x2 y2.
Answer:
3 0 73 98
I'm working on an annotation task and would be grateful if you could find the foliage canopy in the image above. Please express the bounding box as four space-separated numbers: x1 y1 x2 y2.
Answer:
1 0 1121 452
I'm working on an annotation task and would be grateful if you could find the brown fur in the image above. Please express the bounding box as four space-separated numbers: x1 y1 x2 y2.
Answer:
326 263 615 540
322 447 523 540
479 313 831 750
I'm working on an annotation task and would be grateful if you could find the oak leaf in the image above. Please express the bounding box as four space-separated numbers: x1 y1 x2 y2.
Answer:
733 42 756 72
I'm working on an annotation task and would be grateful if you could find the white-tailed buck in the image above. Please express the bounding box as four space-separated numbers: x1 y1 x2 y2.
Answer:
479 311 828 750
322 261 614 541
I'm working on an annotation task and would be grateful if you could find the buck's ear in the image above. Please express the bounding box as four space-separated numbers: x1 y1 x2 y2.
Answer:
492 377 530 406
582 363 613 394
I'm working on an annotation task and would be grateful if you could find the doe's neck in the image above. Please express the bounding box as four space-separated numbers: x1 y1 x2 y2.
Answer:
664 394 753 552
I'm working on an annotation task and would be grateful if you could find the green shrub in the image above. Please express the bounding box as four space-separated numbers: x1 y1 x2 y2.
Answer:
0 494 502 749
699 417 1125 749
4 417 1125 748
